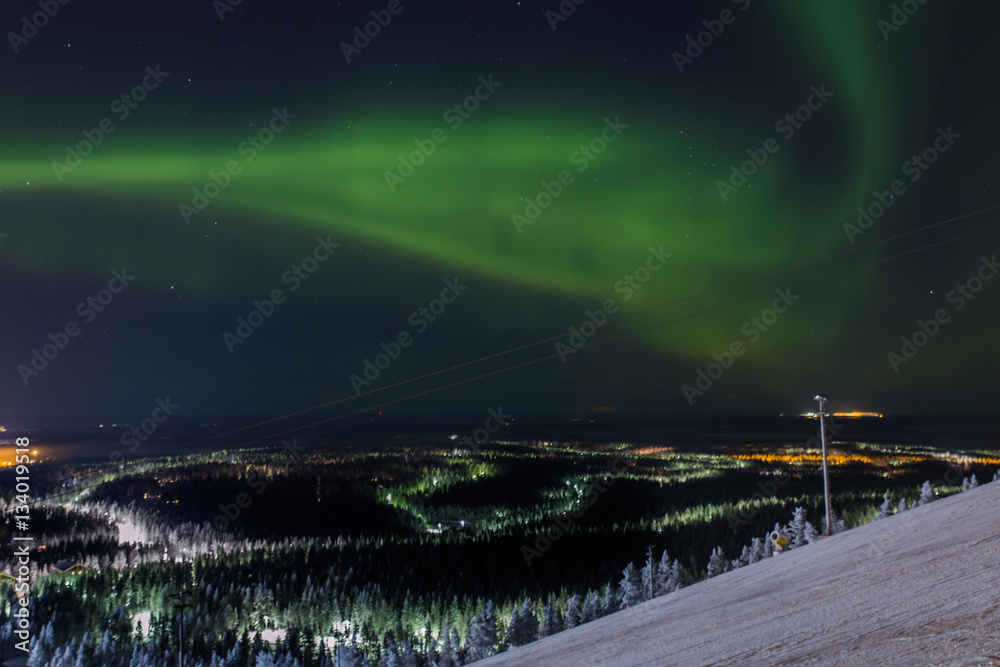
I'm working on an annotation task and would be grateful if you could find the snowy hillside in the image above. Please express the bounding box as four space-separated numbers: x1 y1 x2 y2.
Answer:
481 481 1000 666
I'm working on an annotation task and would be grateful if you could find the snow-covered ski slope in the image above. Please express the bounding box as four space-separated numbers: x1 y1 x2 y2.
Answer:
482 481 1000 666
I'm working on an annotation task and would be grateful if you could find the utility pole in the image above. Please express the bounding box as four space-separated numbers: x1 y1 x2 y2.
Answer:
814 395 834 536
171 590 190 667
646 544 655 600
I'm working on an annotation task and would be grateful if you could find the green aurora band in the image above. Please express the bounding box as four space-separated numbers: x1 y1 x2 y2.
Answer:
1 3 949 367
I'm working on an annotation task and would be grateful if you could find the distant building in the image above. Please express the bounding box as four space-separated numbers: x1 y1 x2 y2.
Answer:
52 560 90 575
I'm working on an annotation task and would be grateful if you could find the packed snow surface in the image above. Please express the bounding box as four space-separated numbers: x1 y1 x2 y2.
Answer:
481 481 1000 666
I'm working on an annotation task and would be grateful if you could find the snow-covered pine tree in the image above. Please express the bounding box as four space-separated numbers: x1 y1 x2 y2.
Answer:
579 596 594 624
918 480 935 506
399 638 418 667
437 624 461 667
993 469 1000 483
26 621 56 667
227 642 245 667
74 631 93 667
505 605 524 649
518 598 538 646
539 594 562 637
55 642 80 667
787 507 809 547
749 537 766 563
582 591 602 622
667 559 684 593
479 600 499 657
465 602 499 662
379 637 401 667
962 477 971 492
256 651 278 667
707 546 728 578
564 594 582 629
465 615 483 662
898 497 908 512
449 627 464 666
970 474 979 489
94 629 116 665
619 562 643 609
504 599 537 647
873 496 893 521
737 545 751 567
602 582 620 616
654 549 672 596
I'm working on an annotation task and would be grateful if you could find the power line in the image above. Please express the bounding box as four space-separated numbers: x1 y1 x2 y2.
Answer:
198 203 1000 446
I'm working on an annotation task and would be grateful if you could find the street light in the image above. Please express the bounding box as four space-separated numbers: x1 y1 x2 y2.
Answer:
814 395 833 536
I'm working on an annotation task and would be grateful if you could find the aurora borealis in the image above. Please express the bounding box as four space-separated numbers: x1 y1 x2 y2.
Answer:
2 1 999 423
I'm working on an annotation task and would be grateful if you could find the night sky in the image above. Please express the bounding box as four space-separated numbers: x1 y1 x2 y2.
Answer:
2 1 999 423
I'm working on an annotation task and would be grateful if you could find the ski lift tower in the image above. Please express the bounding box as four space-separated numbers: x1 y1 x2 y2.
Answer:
814 395 834 536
